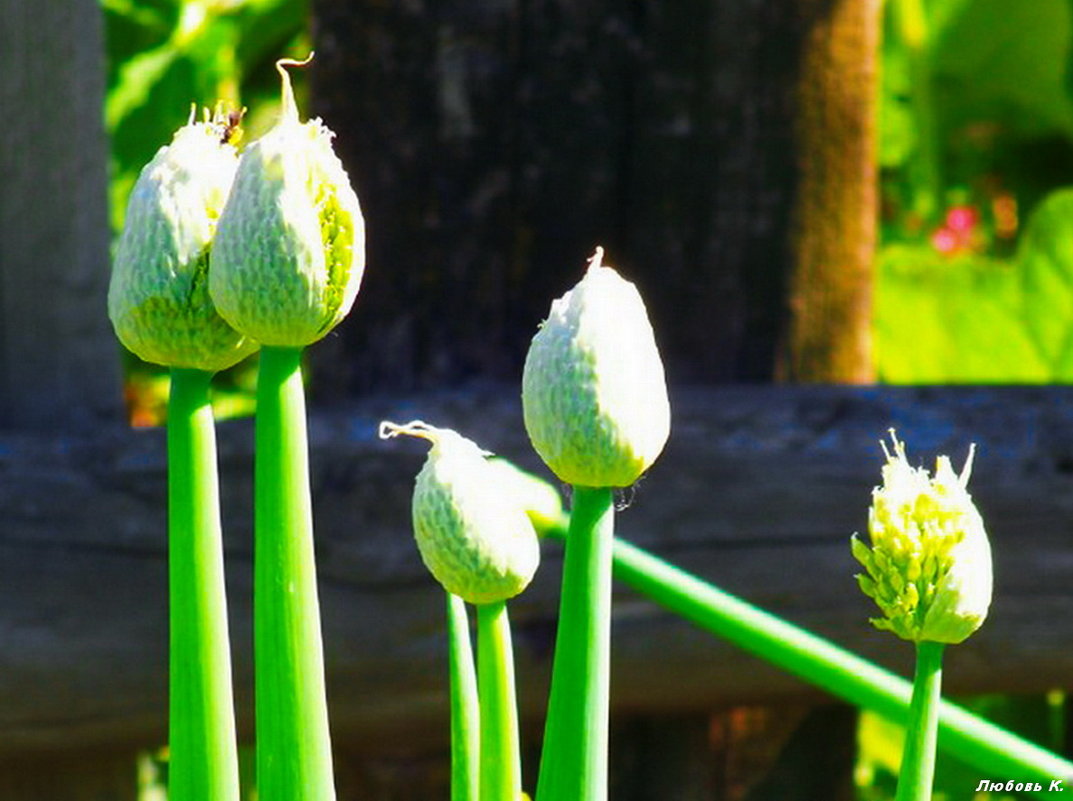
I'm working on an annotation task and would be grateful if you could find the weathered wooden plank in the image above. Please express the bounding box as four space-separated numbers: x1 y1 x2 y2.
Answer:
0 385 1070 757
0 0 120 429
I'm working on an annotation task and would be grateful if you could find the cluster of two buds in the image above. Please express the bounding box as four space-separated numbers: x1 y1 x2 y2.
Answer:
108 57 365 369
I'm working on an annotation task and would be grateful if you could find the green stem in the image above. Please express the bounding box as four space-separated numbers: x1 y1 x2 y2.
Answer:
576 533 1073 798
477 601 523 801
895 641 945 801
167 368 240 801
254 346 335 801
447 593 480 801
535 486 615 801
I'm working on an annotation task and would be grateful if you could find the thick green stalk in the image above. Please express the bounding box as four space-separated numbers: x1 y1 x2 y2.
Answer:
254 346 335 801
447 593 480 801
895 641 945 801
477 601 523 801
535 486 615 801
576 533 1073 797
167 367 240 801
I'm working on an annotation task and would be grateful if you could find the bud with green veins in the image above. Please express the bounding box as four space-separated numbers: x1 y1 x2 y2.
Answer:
522 247 671 488
852 432 992 644
209 56 365 347
379 421 540 605
108 107 257 371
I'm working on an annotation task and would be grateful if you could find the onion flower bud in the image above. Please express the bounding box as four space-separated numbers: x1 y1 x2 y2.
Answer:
522 248 670 487
108 107 256 371
210 56 365 346
379 421 540 605
852 432 993 644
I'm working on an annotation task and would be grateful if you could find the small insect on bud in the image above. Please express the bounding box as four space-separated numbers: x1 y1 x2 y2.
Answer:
380 421 541 605
522 248 671 488
209 55 365 347
108 106 257 371
852 432 993 644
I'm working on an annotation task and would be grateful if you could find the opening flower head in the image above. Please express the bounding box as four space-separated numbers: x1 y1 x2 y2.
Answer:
852 431 992 644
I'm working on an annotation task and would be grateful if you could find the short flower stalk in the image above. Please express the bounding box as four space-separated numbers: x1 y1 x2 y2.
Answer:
379 421 539 801
447 593 480 801
476 600 523 801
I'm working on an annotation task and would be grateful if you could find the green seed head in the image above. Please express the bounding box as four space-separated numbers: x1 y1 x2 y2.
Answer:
852 432 993 644
522 248 671 487
380 421 541 605
107 107 257 371
209 56 365 347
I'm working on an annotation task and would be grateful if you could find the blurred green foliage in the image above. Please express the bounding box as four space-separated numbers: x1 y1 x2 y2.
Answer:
104 0 310 233
876 190 1073 382
102 0 308 424
877 0 1073 382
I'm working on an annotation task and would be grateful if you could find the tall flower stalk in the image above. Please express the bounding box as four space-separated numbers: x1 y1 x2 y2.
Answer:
252 346 335 797
108 108 252 801
210 56 366 800
166 369 242 801
522 248 670 801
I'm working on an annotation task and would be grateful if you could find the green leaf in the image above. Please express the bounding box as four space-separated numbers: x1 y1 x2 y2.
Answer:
106 44 182 131
875 187 1073 383
929 0 1073 137
874 245 1049 383
1013 188 1073 374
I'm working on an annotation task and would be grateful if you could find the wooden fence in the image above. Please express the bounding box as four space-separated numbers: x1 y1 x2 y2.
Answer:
2 384 1073 797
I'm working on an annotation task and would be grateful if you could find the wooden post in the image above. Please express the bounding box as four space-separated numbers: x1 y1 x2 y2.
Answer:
0 0 120 428
309 0 878 389
781 0 881 382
